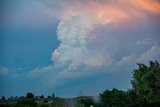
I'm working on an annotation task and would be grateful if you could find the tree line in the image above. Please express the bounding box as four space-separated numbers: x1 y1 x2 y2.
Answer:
1 93 55 101
1 60 160 107
77 61 160 107
0 93 55 107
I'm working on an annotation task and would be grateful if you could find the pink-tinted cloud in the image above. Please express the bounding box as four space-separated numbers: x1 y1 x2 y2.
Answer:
43 0 160 24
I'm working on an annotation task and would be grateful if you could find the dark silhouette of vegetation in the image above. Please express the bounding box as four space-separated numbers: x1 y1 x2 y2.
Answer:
76 61 160 107
10 96 14 100
40 95 44 99
26 92 34 99
0 92 60 107
100 61 160 107
131 61 160 103
38 104 49 107
1 61 159 107
47 96 51 99
100 88 128 106
76 97 94 107
2 96 6 101
52 93 55 98
15 98 37 107
43 99 48 103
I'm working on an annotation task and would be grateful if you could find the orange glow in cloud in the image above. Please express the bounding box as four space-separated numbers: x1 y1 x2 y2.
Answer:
129 0 160 14
94 0 160 24
60 0 160 25
53 49 60 58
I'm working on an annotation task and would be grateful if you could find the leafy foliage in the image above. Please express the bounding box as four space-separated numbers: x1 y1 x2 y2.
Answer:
52 93 55 98
2 96 6 100
26 93 34 99
131 61 160 104
76 97 94 107
40 95 44 99
16 98 37 107
100 61 160 107
38 104 49 107
43 99 48 103
1 61 160 107
100 88 128 107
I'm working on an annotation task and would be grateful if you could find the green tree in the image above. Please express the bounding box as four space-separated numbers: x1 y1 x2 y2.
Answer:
76 97 94 107
131 61 160 104
16 98 37 107
26 92 34 99
43 99 48 103
47 95 51 98
100 61 160 107
38 104 49 107
40 95 44 99
100 88 128 107
2 96 5 100
52 93 55 98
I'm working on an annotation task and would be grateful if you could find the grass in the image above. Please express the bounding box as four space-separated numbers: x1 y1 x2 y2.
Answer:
51 97 64 107
0 98 65 107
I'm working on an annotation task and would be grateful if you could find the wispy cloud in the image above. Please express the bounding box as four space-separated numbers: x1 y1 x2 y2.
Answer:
138 44 160 63
0 66 9 76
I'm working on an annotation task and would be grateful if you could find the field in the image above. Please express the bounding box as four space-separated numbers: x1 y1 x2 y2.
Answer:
0 97 87 107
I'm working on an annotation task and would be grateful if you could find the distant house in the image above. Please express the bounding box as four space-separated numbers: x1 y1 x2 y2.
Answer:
35 96 41 99
35 95 44 99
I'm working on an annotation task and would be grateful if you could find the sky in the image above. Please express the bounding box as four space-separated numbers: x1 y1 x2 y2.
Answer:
0 0 160 98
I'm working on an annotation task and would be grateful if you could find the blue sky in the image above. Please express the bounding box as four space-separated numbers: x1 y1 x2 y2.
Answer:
0 0 160 98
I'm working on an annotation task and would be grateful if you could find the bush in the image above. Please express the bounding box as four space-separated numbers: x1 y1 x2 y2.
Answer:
100 88 128 107
100 61 160 107
76 97 94 107
38 104 49 107
0 104 10 107
26 93 34 99
43 99 48 103
15 98 37 107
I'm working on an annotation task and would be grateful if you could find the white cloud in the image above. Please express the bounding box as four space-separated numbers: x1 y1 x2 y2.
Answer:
27 13 117 85
25 1 160 87
135 38 155 46
116 43 160 66
1 0 160 97
0 66 9 76
27 65 55 78
51 14 115 72
27 12 160 87
138 44 160 63
116 54 137 66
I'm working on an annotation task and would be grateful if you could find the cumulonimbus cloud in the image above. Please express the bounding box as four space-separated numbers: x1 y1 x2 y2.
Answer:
51 14 115 71
28 0 160 85
51 12 160 73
